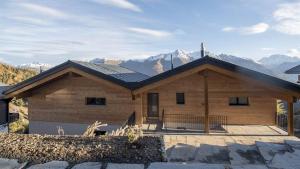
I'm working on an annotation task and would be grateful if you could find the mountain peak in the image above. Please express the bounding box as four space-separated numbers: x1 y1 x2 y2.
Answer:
259 54 300 66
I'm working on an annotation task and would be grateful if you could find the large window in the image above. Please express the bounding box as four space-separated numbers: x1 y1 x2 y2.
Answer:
229 97 249 106
176 93 185 105
86 97 106 105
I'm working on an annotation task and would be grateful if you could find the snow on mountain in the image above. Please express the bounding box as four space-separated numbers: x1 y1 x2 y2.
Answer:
90 50 300 82
89 58 122 65
18 62 52 72
259 54 300 66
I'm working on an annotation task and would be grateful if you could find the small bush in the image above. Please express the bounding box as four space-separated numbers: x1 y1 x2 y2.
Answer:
9 118 29 134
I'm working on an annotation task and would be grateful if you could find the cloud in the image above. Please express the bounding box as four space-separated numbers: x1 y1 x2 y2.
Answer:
128 27 172 37
222 23 269 35
241 23 269 34
222 27 235 32
288 48 300 57
9 16 52 26
18 3 69 19
272 2 300 35
261 47 275 51
92 0 142 12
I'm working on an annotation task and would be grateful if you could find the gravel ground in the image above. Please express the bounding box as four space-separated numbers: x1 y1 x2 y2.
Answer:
0 133 163 164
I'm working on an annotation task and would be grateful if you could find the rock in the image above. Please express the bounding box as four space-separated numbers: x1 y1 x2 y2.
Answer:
194 144 230 164
106 163 144 169
227 143 264 165
71 162 102 169
268 149 300 169
285 140 300 149
0 158 26 169
230 165 268 169
168 143 197 162
148 162 225 169
27 161 69 169
255 141 288 163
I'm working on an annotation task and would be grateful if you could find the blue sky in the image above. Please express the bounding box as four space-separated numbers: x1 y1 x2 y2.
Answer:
0 0 300 65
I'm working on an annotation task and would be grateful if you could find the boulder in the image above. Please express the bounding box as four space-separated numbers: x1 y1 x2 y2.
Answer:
27 161 68 169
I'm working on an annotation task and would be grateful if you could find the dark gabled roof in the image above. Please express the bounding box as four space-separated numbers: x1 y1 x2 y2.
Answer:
71 61 149 82
3 60 149 95
3 56 300 96
134 56 300 93
285 65 300 74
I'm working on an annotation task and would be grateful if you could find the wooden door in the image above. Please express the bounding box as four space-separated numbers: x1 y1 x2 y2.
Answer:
147 93 159 117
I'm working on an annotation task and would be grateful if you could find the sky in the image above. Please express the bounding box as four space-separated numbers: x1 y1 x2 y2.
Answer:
1 0 300 65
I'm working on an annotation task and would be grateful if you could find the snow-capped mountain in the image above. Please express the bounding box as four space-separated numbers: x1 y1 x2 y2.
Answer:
259 54 300 66
18 62 52 72
89 50 300 82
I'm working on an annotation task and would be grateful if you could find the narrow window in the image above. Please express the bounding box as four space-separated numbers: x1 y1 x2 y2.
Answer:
86 97 106 105
229 97 249 106
176 93 185 105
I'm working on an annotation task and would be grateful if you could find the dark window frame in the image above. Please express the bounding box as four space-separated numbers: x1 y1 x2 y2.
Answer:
176 93 185 105
229 97 249 106
86 97 106 106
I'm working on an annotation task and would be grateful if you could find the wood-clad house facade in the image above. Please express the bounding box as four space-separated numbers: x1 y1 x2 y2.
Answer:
1 56 300 135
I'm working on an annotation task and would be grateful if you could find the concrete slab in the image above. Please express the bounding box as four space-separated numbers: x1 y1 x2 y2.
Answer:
194 144 230 164
148 162 225 169
27 161 69 169
168 143 197 162
71 162 102 169
0 158 26 169
106 163 144 169
230 165 268 169
228 143 264 165
268 149 300 169
255 141 288 163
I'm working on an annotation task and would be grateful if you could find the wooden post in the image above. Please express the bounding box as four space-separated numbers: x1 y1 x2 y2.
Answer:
141 93 144 124
287 98 294 136
203 70 209 133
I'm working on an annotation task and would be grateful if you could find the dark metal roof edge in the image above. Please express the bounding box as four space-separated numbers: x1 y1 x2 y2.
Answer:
134 56 300 93
3 61 73 95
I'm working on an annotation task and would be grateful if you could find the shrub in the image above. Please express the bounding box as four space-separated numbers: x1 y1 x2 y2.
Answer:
83 121 107 137
9 118 29 134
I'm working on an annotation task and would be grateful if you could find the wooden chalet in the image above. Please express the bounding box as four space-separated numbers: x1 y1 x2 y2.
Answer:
0 56 299 135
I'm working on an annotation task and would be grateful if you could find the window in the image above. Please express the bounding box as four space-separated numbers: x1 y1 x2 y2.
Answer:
86 97 106 105
229 97 249 106
176 93 185 105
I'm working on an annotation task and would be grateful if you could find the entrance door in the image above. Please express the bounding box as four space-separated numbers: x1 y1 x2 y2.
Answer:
147 93 159 117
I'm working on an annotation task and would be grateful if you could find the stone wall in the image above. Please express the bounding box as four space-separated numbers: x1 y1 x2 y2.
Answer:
0 134 163 164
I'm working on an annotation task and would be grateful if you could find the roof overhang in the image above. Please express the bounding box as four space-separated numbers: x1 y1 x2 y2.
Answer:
132 56 300 98
2 61 134 99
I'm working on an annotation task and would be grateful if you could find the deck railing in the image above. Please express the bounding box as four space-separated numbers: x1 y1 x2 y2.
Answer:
276 113 287 131
162 112 227 132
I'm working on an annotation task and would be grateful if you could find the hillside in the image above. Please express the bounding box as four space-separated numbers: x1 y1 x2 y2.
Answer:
0 63 37 85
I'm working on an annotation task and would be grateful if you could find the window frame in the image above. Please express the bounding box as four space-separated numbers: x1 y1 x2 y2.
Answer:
176 92 185 105
229 97 249 106
86 97 106 106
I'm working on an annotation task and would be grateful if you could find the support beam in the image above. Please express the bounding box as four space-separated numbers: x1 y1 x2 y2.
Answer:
288 98 294 136
203 70 209 133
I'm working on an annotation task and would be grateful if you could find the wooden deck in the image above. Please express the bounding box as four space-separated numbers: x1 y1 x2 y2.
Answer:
143 124 288 136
